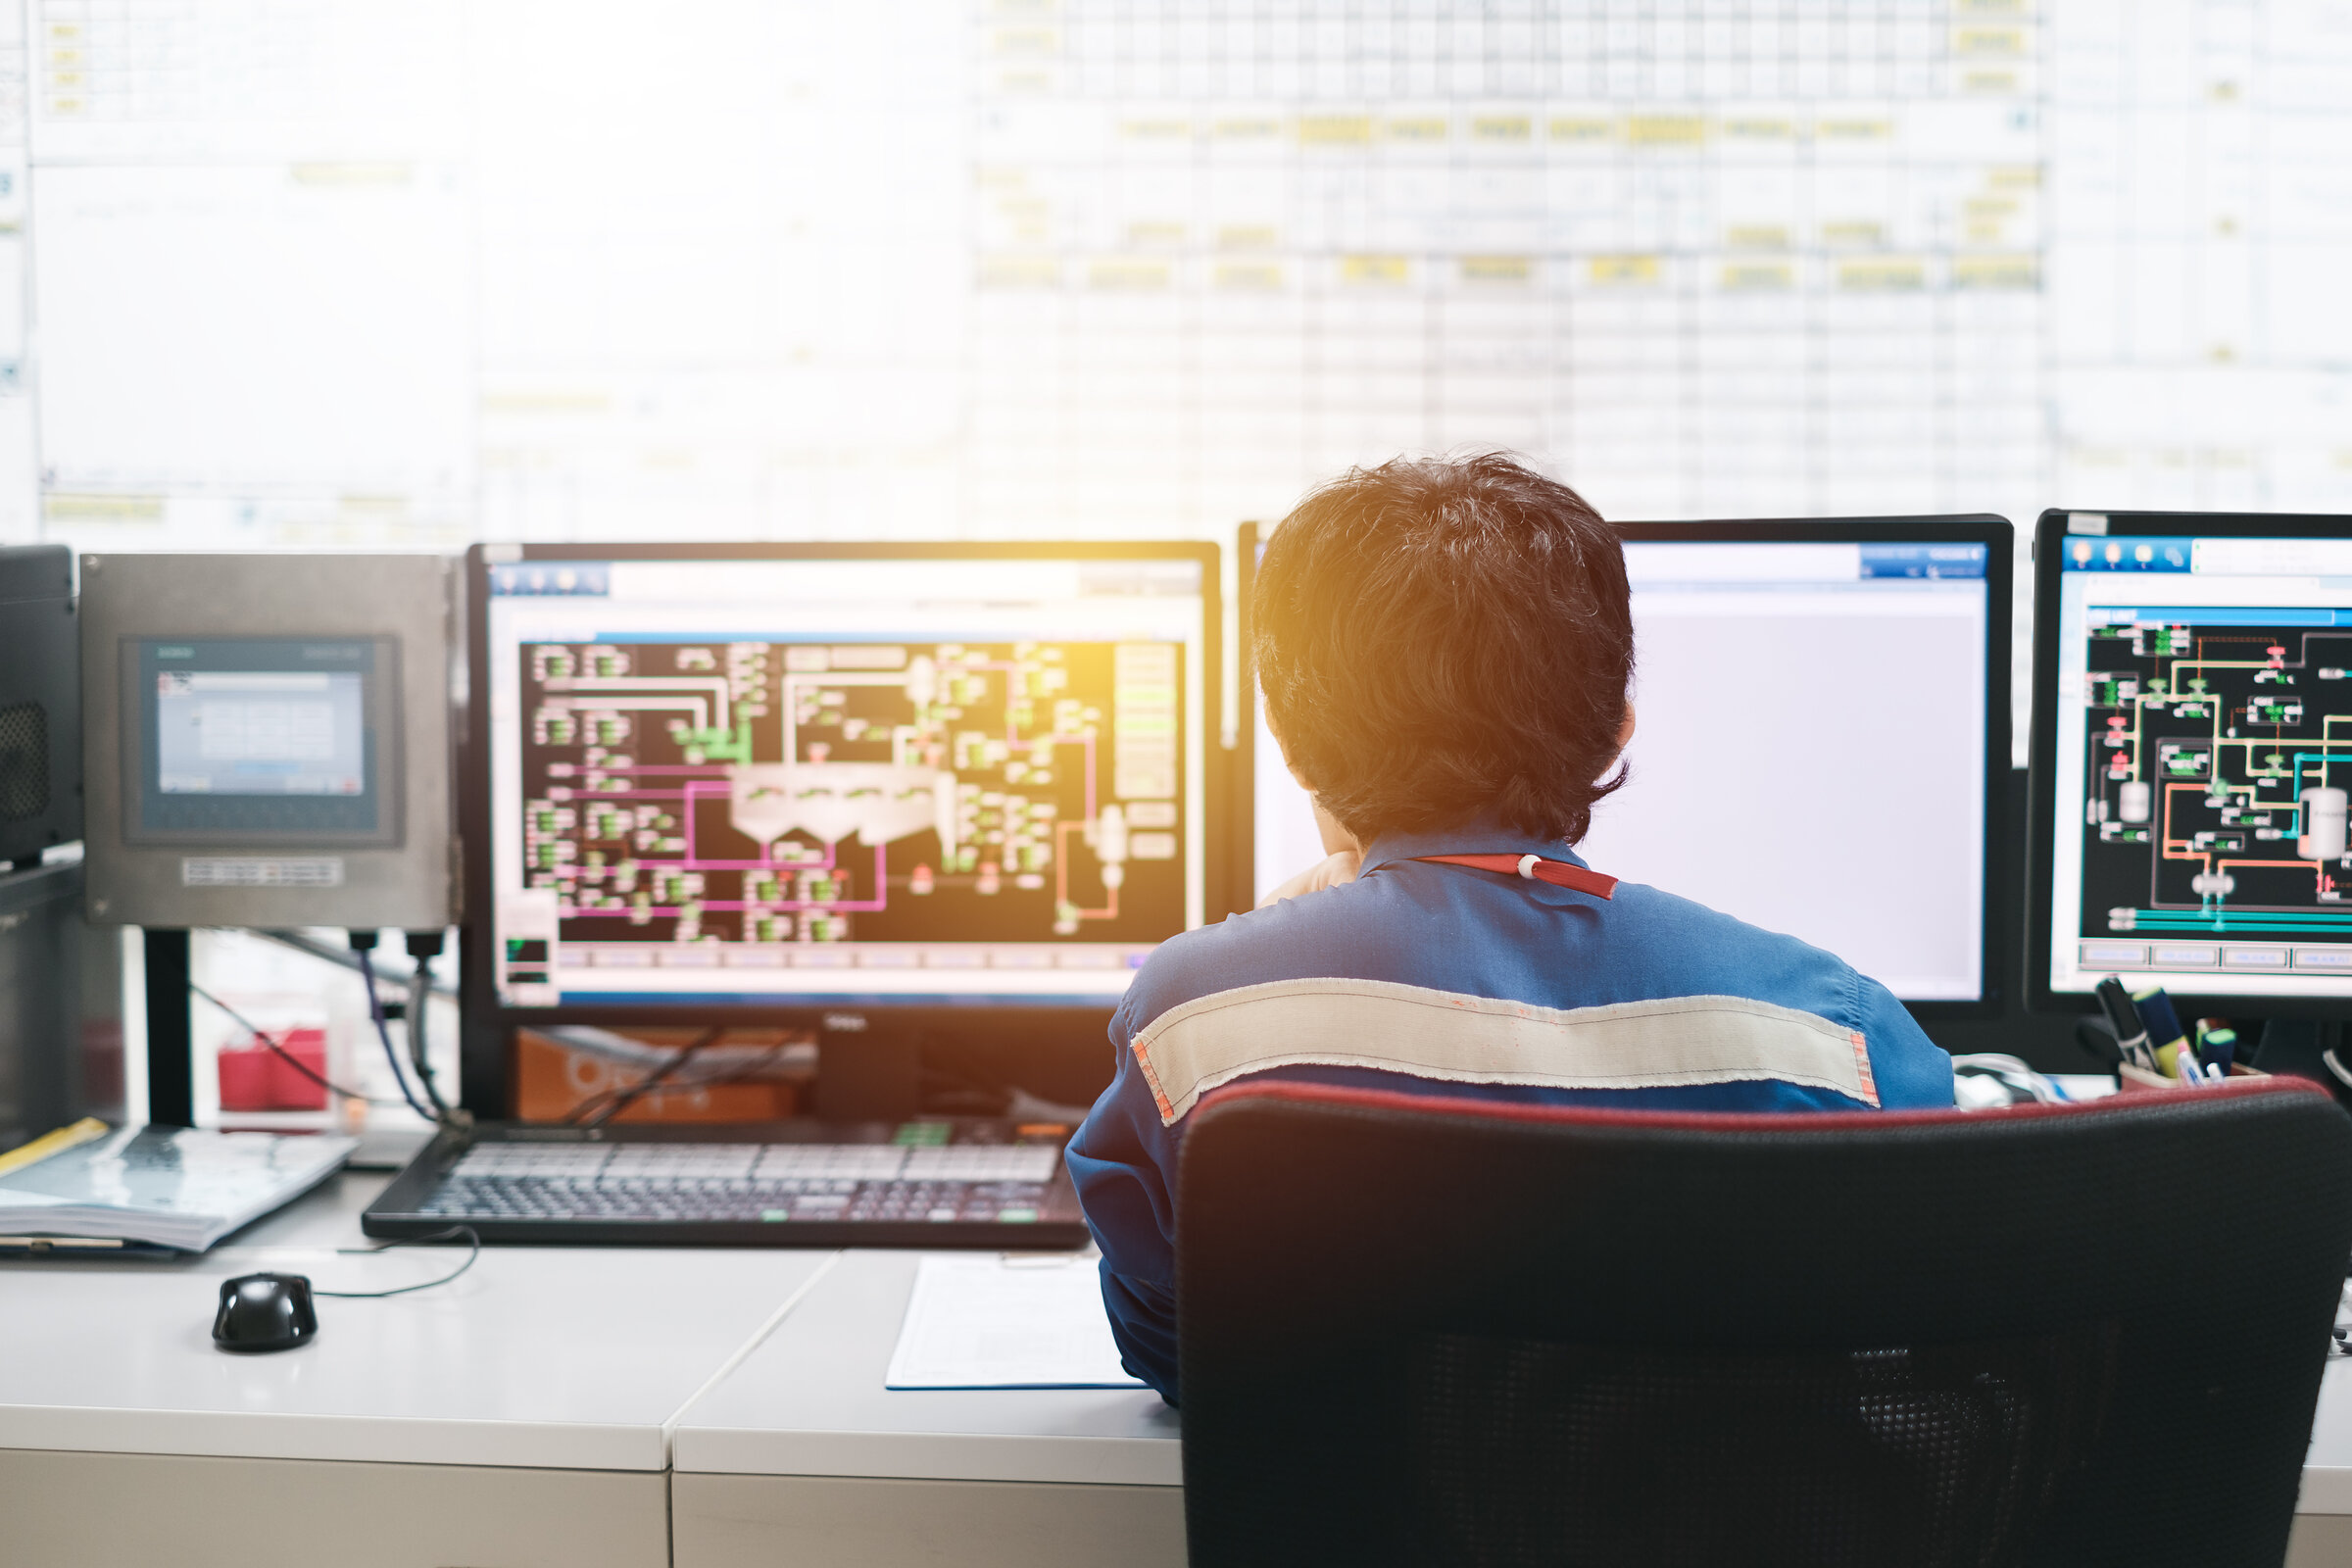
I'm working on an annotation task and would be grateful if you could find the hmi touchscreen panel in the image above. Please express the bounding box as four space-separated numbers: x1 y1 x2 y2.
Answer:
126 636 393 843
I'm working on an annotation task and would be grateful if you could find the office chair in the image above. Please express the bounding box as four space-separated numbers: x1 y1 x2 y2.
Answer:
1175 1078 2352 1568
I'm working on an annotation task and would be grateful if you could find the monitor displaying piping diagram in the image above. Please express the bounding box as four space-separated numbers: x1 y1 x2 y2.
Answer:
2047 531 2352 999
518 637 1183 945
483 552 1210 1009
2078 619 2352 959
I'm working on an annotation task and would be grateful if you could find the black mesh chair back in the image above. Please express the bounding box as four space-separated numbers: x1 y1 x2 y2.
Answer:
1175 1078 2352 1568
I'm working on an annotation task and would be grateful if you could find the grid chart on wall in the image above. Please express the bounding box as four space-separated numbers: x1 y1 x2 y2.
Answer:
5 2 2352 738
968 0 2043 539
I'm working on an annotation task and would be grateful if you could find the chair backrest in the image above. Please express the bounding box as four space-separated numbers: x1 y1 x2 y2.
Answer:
1175 1078 2352 1568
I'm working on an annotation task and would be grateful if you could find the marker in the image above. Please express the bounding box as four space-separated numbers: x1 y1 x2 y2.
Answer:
2133 986 2191 1075
2198 1025 2238 1075
2095 976 2155 1070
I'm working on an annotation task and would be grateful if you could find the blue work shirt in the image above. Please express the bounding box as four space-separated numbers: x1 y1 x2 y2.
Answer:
1064 820 1956 1403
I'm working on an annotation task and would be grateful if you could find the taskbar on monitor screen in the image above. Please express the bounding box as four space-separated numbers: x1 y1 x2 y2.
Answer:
499 940 1157 1009
2059 938 2352 1001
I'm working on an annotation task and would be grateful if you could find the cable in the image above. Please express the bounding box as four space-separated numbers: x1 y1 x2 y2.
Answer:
566 1027 725 1127
2323 1048 2352 1094
403 933 454 1125
188 981 405 1107
561 1035 794 1127
353 940 436 1123
690 1039 796 1092
1951 1053 2067 1105
315 1225 480 1298
407 956 446 1116
253 929 460 998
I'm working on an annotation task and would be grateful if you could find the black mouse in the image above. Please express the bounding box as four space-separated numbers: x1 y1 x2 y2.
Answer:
213 1272 318 1352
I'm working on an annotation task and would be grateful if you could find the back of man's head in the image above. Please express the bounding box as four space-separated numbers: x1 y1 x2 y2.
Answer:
1253 453 1633 847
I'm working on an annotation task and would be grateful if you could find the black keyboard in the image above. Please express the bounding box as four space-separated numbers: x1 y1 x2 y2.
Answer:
362 1120 1089 1249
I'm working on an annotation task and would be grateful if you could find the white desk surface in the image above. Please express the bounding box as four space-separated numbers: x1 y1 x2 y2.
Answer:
672 1249 1182 1488
0 1171 829 1473
12 1167 2352 1510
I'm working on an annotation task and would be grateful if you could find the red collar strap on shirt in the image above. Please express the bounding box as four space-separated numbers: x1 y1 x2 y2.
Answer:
1409 854 1618 900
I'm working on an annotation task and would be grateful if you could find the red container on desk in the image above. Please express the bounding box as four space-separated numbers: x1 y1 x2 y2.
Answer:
217 1028 329 1112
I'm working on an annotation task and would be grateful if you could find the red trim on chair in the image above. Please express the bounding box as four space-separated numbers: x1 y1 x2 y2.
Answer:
1195 1072 2333 1135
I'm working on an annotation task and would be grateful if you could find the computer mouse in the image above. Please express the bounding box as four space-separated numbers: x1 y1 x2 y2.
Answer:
212 1272 318 1352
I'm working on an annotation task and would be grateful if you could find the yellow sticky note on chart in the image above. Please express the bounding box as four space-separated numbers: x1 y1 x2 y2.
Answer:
1460 255 1531 283
1340 255 1410 286
1590 254 1660 286
1298 115 1374 146
1625 115 1706 145
1838 256 1925 290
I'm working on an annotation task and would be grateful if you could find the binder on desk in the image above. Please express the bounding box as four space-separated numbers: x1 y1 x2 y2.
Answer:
0 1119 354 1252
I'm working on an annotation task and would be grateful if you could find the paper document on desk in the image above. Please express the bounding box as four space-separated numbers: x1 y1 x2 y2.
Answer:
886 1253 1146 1390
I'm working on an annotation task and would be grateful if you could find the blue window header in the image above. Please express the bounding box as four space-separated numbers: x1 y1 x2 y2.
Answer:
2090 607 2352 628
2059 537 2191 573
491 563 611 597
1857 544 1987 579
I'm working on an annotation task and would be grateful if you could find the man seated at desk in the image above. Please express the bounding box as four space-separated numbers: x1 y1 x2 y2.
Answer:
1064 453 1956 1402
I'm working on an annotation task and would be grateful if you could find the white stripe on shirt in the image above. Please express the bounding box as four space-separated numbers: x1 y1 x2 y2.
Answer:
1129 978 1880 1124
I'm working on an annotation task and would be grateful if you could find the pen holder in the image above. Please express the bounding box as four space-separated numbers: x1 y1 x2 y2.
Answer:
2116 1062 2269 1094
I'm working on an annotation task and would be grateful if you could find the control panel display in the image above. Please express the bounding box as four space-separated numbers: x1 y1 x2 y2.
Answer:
129 637 395 843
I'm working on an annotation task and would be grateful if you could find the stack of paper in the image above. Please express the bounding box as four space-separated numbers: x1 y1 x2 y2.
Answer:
886 1253 1146 1391
0 1120 356 1251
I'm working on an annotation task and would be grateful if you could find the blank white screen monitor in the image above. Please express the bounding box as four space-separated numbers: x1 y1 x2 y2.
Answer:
1250 527 2004 1005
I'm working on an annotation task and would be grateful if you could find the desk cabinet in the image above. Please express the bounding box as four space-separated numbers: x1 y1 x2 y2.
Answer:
1 1447 668 1568
672 1473 1184 1568
2294 1514 2352 1567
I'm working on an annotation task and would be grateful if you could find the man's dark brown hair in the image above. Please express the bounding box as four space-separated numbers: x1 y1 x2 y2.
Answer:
1252 453 1635 846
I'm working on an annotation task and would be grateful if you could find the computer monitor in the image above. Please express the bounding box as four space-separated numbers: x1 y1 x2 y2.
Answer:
464 543 1222 1034
2028 510 2352 1013
1240 517 2011 1013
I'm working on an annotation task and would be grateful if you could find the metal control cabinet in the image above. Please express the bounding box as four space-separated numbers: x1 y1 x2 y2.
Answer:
0 544 80 867
0 858 122 1149
79 554 458 930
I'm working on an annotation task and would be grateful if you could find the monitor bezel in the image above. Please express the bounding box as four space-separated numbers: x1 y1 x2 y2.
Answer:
1236 519 1267 916
2025 507 2352 1017
1241 513 2013 1018
461 540 1227 1042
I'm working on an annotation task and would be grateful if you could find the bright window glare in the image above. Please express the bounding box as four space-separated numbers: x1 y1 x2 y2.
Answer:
9 2 2352 759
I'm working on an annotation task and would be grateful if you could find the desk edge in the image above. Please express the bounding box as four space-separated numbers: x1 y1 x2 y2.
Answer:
671 1425 1183 1488
0 1405 670 1472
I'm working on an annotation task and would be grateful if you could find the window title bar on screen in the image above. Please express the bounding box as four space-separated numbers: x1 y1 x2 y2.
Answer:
2061 537 2352 577
490 559 1204 603
1624 541 1985 584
